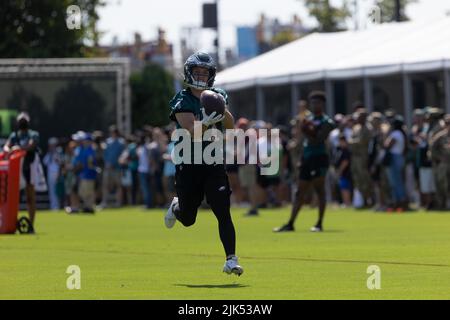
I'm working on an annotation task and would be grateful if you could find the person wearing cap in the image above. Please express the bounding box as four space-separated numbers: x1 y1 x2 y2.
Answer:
73 132 97 213
43 137 63 210
348 108 374 208
3 112 40 232
368 112 390 211
101 125 126 208
64 131 87 213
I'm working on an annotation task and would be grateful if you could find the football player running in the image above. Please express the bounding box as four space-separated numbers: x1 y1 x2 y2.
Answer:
165 52 243 276
274 91 335 233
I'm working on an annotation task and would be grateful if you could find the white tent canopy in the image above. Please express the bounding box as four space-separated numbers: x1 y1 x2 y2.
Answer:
216 17 450 91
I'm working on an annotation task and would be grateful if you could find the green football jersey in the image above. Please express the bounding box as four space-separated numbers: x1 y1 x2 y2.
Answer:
169 87 228 128
168 87 228 164
302 113 335 159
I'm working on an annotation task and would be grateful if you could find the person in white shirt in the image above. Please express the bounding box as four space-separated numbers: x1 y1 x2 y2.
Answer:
137 135 152 209
384 116 408 211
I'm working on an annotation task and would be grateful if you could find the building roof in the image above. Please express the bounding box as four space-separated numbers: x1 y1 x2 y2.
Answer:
216 17 450 91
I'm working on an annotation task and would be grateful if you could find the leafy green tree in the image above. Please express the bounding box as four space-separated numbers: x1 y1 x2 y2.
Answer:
130 64 176 129
272 30 299 47
0 0 105 58
302 0 351 32
376 0 417 23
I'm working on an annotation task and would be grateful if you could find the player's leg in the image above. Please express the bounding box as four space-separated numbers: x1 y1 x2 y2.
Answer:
311 175 326 231
166 164 203 228
290 180 311 224
204 167 235 256
204 166 243 276
274 158 312 232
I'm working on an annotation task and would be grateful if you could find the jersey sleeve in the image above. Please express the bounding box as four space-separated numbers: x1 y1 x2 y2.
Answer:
169 92 195 121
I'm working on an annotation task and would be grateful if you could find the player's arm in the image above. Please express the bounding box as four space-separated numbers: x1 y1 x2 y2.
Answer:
175 112 207 136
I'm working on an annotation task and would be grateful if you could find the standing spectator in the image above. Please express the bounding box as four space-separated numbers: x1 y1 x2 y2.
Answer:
137 134 152 209
92 131 105 206
63 138 81 213
43 137 62 210
101 125 125 208
149 128 166 207
127 135 139 205
257 122 282 208
226 118 247 206
368 112 389 211
334 134 352 207
348 109 374 207
384 116 408 211
327 114 345 205
163 135 176 206
429 111 449 210
118 134 139 205
3 112 40 233
74 133 97 213
237 120 260 216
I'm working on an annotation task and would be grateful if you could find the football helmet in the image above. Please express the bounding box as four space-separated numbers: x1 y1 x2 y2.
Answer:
183 52 216 90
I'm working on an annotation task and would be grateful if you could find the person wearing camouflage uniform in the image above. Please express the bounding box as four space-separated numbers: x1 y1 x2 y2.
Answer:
348 109 374 207
429 111 449 210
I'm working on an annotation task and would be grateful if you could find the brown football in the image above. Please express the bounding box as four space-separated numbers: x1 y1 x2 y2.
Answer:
301 119 317 136
200 90 225 116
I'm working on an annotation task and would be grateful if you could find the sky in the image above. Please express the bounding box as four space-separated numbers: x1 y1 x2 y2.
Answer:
97 0 450 65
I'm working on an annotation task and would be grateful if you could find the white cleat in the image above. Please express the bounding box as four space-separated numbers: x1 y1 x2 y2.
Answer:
223 256 244 276
310 225 323 232
165 197 178 229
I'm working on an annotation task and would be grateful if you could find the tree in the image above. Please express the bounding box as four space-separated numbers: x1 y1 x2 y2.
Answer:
52 80 107 135
130 64 175 130
272 30 299 47
0 0 105 58
376 0 417 23
302 0 351 32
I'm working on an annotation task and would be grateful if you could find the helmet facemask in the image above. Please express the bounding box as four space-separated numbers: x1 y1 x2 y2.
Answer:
183 52 216 90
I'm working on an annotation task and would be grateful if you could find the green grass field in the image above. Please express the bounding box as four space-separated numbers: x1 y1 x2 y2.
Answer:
1 206 450 300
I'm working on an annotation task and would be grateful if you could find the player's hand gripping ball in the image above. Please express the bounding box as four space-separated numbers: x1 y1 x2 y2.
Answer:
200 90 225 116
301 119 317 136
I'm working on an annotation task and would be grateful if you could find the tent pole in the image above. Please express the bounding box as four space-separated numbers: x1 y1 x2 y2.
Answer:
256 86 265 120
290 82 299 118
325 79 334 116
402 73 413 127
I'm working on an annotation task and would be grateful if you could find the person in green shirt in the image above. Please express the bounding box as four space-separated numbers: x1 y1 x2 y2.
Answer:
274 91 335 233
164 52 243 276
